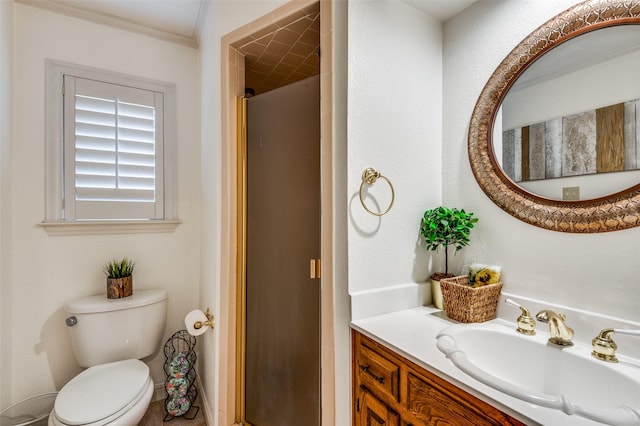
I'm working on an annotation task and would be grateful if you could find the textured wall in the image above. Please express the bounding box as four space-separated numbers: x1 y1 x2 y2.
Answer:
347 0 443 293
443 0 640 320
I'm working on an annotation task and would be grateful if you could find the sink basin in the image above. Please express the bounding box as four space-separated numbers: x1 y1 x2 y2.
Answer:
436 322 640 426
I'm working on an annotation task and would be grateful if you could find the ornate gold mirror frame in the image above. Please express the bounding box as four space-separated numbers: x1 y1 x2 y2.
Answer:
468 0 640 233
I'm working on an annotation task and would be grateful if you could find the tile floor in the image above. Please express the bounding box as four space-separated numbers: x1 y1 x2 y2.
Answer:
139 398 206 425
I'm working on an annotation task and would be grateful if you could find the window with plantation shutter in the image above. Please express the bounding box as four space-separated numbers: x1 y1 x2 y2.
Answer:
43 60 178 234
64 76 164 220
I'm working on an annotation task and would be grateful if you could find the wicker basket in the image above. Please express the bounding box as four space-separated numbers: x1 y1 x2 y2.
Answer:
440 275 503 323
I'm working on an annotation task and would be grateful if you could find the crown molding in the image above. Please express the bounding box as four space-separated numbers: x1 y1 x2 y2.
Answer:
16 0 201 48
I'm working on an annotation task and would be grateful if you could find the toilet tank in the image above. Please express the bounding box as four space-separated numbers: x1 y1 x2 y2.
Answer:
64 289 167 367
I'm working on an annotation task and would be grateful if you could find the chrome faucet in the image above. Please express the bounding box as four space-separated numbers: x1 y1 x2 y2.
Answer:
536 309 574 346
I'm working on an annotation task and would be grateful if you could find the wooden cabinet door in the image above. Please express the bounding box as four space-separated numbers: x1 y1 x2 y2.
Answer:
353 330 526 426
357 387 400 426
357 342 400 401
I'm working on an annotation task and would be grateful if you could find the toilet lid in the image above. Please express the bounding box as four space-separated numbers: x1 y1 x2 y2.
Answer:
55 359 149 425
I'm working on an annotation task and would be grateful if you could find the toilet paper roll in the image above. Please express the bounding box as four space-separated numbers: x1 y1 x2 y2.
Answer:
169 351 191 378
165 376 189 397
185 309 208 336
166 395 192 417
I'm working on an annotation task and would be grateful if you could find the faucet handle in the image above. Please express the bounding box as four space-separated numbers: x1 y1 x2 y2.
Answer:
592 328 640 363
505 298 536 335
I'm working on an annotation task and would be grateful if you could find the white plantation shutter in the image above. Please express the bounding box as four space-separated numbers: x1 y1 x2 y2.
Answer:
63 76 165 220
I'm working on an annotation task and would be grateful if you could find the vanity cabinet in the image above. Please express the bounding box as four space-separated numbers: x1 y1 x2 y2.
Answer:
352 330 526 426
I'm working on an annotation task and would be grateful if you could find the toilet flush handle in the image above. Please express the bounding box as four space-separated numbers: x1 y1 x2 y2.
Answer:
66 316 77 327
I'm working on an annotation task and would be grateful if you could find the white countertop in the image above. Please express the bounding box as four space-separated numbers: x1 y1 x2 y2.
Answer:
351 306 607 426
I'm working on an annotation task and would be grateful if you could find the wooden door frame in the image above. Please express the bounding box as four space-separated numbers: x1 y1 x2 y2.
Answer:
219 1 335 425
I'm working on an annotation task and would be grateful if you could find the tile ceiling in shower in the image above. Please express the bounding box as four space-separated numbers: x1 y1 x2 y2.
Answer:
234 3 320 96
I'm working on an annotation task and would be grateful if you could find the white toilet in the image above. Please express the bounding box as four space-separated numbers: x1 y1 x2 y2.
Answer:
49 289 168 426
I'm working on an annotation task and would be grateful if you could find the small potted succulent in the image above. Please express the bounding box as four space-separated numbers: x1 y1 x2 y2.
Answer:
104 257 135 299
420 206 478 309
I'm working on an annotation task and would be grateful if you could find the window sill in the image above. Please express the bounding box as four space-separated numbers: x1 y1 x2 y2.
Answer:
39 220 181 236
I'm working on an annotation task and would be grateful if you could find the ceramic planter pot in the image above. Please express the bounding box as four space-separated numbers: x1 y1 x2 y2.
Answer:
107 275 132 299
430 278 444 309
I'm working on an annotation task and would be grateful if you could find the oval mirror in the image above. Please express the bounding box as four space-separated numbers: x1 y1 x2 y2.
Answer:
469 0 640 232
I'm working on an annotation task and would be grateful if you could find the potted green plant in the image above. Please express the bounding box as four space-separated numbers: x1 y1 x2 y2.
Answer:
420 206 478 309
104 257 135 299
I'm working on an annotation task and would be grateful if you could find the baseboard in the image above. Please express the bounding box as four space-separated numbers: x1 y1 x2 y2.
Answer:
153 380 165 402
196 377 215 425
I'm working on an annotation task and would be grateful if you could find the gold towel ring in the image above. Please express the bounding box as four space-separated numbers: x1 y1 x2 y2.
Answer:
359 167 395 216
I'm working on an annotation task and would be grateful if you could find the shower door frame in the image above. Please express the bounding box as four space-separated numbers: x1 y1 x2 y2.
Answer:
218 1 338 426
238 79 321 425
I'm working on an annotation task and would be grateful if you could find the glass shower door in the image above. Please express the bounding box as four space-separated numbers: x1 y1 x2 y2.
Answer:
245 75 321 426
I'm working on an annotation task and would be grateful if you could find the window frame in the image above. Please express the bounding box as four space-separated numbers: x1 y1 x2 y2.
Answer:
42 59 179 235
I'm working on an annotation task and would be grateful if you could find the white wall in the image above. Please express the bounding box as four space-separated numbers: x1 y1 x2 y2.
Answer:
195 6 219 423
7 3 201 403
0 0 14 410
197 1 288 424
443 0 640 320
347 0 443 294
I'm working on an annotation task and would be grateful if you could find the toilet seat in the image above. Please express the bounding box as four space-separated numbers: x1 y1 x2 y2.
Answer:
51 359 152 426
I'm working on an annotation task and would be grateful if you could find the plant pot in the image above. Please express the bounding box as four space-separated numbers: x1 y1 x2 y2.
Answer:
107 276 132 299
430 278 444 309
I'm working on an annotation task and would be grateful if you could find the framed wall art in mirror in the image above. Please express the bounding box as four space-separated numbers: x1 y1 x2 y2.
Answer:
468 0 640 233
